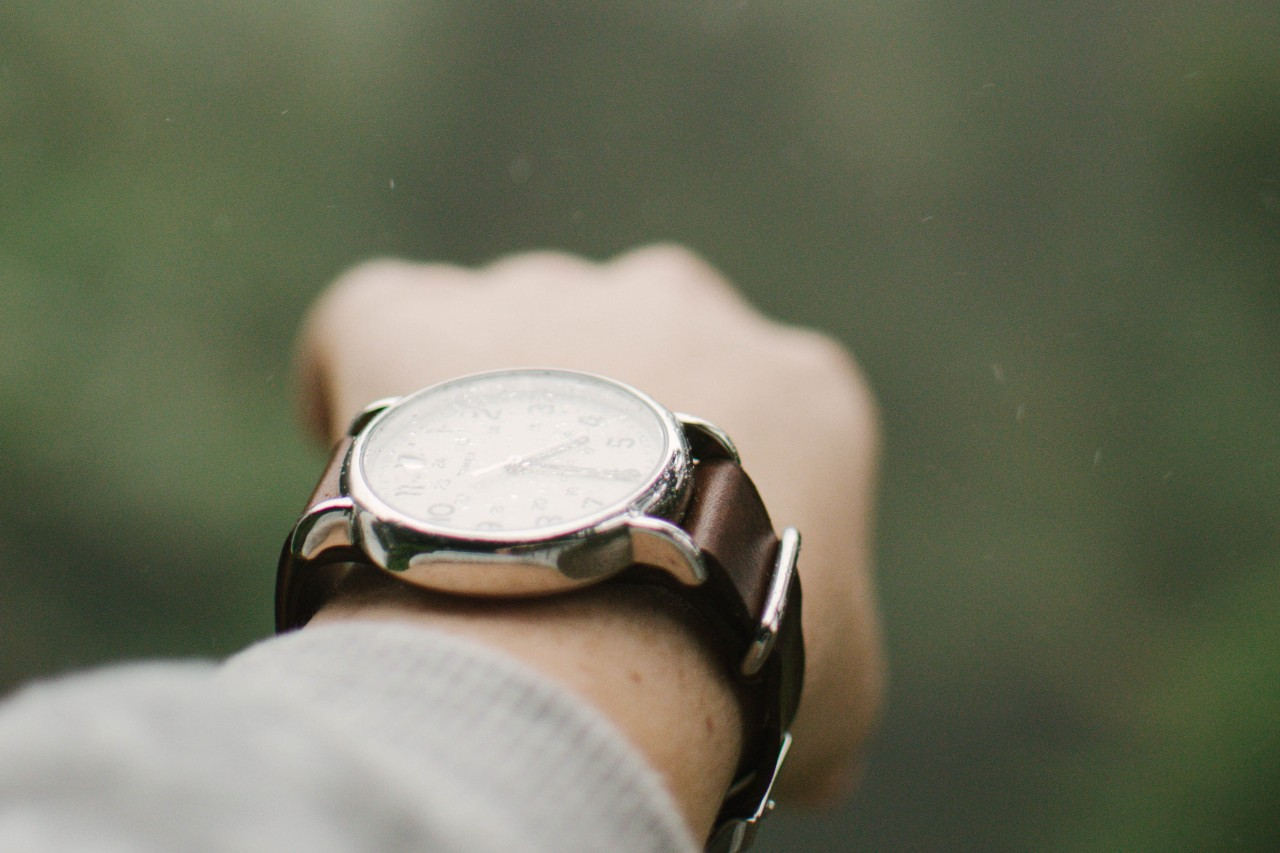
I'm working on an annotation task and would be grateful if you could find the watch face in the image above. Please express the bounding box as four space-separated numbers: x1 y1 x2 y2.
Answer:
351 369 683 542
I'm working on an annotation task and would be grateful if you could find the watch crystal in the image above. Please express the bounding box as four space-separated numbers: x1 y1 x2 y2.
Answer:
358 370 671 537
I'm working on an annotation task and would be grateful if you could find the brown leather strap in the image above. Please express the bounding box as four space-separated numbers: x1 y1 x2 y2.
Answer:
619 458 798 678
676 458 803 836
683 458 781 634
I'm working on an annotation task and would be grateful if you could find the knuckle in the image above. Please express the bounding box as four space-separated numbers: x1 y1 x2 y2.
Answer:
300 260 475 382
307 259 475 335
609 244 743 304
486 250 597 283
312 260 426 321
613 243 711 277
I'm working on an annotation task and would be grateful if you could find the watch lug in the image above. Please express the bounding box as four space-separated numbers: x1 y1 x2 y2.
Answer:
347 397 401 436
557 521 635 581
676 413 741 464
291 497 356 559
627 516 708 586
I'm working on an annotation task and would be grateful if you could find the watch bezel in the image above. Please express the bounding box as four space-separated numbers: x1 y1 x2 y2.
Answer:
344 368 693 574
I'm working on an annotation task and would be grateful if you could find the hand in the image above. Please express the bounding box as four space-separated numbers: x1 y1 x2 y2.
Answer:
521 461 643 481
295 246 883 825
466 433 590 478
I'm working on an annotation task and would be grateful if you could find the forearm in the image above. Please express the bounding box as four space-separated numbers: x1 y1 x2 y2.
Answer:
311 579 745 843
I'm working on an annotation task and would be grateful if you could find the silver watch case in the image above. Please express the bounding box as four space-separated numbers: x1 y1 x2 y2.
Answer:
286 373 742 598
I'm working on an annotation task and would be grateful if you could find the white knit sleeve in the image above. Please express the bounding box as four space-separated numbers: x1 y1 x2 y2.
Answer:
0 622 697 853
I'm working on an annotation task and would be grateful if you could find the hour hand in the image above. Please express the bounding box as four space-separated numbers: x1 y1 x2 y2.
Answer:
468 434 589 477
517 434 590 466
525 461 642 481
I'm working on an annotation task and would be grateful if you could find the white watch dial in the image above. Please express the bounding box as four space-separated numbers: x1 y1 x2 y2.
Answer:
356 369 675 539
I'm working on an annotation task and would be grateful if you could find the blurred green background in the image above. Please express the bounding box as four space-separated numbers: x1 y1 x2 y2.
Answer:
2 1 1277 850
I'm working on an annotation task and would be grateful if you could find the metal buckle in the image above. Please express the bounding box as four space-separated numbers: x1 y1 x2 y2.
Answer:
739 527 801 677
706 733 792 853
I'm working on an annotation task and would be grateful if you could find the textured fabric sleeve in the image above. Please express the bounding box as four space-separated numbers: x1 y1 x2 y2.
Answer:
0 622 698 853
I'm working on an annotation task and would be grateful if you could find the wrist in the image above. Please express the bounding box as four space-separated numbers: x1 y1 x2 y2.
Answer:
310 576 744 842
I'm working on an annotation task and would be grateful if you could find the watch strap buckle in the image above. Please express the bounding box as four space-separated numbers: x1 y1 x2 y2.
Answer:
739 526 800 677
706 732 792 853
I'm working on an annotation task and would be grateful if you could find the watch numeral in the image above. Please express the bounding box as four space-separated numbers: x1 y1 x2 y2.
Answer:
534 515 564 526
605 437 635 448
578 414 603 427
427 503 455 517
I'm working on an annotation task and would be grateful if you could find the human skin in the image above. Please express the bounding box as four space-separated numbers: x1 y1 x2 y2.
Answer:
297 245 884 842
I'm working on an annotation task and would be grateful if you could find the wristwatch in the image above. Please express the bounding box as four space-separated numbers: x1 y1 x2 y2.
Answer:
276 367 804 852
